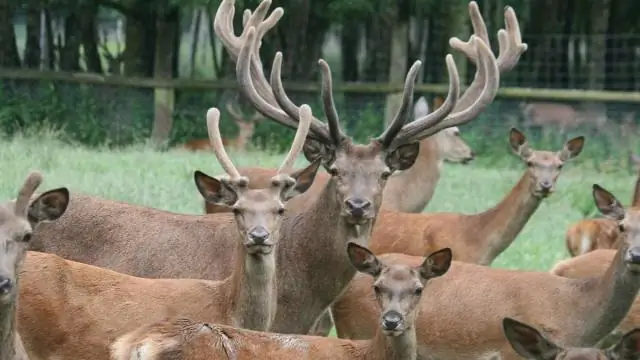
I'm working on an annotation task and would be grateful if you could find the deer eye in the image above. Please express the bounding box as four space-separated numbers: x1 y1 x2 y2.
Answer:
277 208 285 215
414 287 423 295
328 167 339 177
526 161 534 167
22 233 32 243
381 170 392 180
232 208 241 216
373 285 381 294
619 224 625 232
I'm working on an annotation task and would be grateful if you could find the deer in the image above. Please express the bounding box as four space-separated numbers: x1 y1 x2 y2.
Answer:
30 0 513 337
109 243 453 360
15 105 315 360
0 172 70 360
204 94 476 214
564 152 640 256
520 102 582 134
330 183 640 359
369 127 584 265
181 95 265 153
502 317 640 360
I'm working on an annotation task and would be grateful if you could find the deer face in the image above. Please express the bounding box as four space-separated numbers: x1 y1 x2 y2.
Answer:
347 243 451 336
195 161 320 254
0 181 68 303
436 126 475 164
503 317 640 360
304 138 419 225
509 128 584 198
592 185 640 273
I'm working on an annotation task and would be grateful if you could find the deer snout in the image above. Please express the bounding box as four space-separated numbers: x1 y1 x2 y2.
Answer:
0 277 14 297
381 310 404 333
624 247 640 270
248 226 270 245
344 198 372 219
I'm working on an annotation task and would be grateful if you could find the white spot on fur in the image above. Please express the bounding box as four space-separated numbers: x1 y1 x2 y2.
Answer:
270 334 308 350
579 233 592 255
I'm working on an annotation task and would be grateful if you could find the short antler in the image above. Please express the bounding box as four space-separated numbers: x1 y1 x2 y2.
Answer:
15 171 43 216
277 104 312 174
206 108 242 179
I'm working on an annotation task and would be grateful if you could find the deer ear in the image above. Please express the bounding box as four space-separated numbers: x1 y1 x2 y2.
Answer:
28 188 70 224
558 136 585 161
193 171 238 207
282 159 322 201
346 242 382 277
502 318 561 360
608 328 640 360
592 184 625 221
386 142 420 171
509 128 532 158
420 248 452 280
303 138 335 167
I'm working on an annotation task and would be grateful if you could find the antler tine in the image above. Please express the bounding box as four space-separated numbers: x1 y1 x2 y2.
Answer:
225 98 244 120
206 108 241 179
412 37 499 140
14 171 43 216
277 104 313 174
497 6 528 71
318 59 345 145
375 60 423 148
269 51 336 144
390 54 461 146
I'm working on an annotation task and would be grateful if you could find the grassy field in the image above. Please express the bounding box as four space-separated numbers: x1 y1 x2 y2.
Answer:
1 132 635 272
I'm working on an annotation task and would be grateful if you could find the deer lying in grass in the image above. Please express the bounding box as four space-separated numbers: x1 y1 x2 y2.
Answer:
109 243 453 360
331 184 640 359
17 106 314 360
370 128 584 265
502 317 640 360
204 94 476 214
0 172 69 360
181 96 265 152
565 153 640 256
32 0 509 337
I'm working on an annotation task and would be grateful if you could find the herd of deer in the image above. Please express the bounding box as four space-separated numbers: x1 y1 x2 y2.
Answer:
3 1 640 360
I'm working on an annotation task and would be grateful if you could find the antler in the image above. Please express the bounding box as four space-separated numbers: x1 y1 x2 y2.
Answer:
206 108 241 179
15 171 43 216
277 104 312 174
225 95 245 121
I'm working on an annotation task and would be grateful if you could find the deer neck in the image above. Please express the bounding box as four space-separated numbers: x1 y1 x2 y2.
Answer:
361 328 417 360
236 125 254 150
381 137 440 213
576 242 640 345
472 172 543 265
0 300 17 360
230 238 278 332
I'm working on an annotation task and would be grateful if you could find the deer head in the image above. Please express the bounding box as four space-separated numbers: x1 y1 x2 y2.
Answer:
194 106 320 254
592 184 640 272
347 243 452 335
213 0 526 226
509 128 584 198
0 172 69 303
503 317 640 360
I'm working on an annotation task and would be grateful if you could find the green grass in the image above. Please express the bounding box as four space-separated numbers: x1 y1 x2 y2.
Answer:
2 132 634 273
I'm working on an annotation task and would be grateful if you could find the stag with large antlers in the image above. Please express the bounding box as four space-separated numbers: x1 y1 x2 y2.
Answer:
0 172 70 360
17 106 318 360
331 184 640 359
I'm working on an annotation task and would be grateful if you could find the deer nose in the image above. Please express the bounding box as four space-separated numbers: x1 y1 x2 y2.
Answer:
0 277 13 295
248 226 270 245
345 198 371 218
540 180 553 191
381 311 403 331
625 247 640 265
469 151 476 159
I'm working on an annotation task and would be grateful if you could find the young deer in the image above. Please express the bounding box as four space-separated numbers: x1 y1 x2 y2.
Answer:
331 184 640 359
370 128 584 265
565 153 640 256
204 95 475 214
0 172 70 360
32 0 514 338
17 106 314 360
503 317 640 360
181 96 265 153
109 243 453 360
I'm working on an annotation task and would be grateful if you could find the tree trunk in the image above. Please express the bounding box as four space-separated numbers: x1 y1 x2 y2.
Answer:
24 0 41 68
79 3 103 73
384 0 410 127
0 3 21 67
341 20 359 82
59 12 81 71
587 0 610 90
124 10 156 77
150 8 179 147
188 9 202 78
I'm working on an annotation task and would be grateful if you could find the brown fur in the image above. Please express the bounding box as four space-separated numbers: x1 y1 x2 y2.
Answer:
109 245 452 360
564 153 640 257
503 318 640 360
331 186 640 360
0 172 69 360
371 128 584 265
